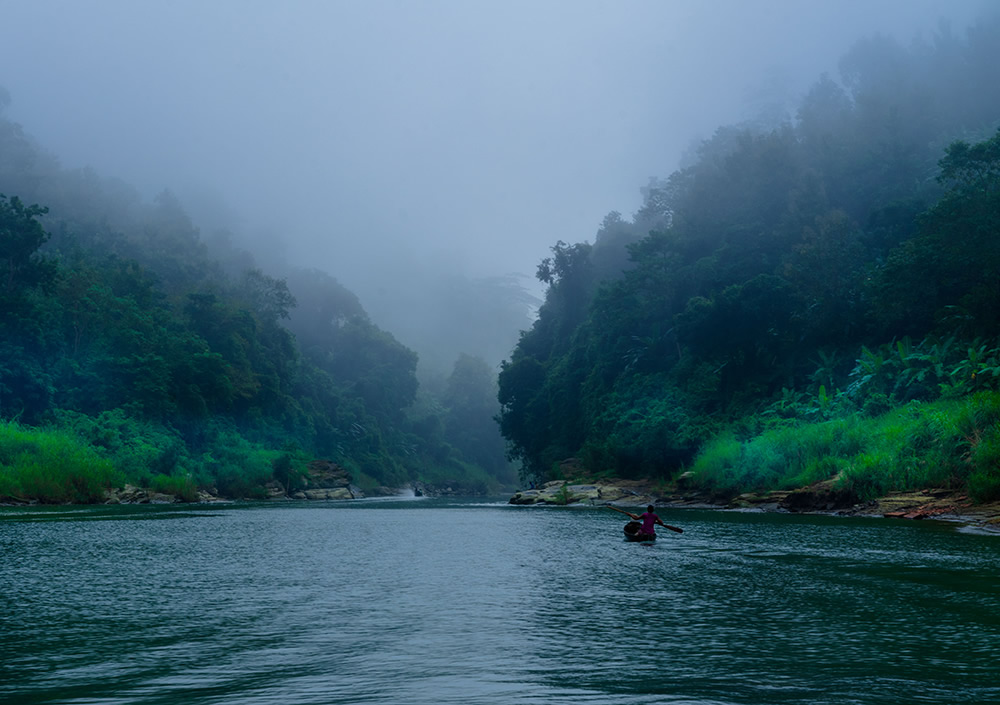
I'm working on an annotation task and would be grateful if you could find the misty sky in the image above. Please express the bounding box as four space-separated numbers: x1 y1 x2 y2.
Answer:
0 0 989 298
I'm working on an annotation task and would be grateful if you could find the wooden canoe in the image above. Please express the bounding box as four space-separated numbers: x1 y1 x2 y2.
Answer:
623 520 656 542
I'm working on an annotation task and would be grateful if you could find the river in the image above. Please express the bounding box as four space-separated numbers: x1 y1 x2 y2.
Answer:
2 498 998 704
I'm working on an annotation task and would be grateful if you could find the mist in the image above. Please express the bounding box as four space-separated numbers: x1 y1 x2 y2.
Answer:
0 0 989 370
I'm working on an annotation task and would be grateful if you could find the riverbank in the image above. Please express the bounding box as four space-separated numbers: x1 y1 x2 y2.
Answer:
508 478 1000 531
0 458 477 507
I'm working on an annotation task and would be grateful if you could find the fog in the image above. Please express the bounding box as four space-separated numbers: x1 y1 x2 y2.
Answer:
0 0 989 369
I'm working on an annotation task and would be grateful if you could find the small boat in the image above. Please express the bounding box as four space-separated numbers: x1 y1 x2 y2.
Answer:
623 521 656 542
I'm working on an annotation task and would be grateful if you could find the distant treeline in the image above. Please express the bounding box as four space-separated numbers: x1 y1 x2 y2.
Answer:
0 105 517 502
498 15 1000 501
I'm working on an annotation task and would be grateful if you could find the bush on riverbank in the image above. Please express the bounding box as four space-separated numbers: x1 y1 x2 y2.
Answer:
149 473 200 503
0 414 296 503
51 410 288 499
0 410 504 503
0 423 120 503
688 391 1000 503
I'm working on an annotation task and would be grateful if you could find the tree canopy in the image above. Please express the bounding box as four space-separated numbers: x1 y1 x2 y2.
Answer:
498 17 1000 503
0 106 517 500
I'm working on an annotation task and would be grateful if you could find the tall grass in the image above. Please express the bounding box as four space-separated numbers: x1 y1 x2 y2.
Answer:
149 473 200 503
52 411 295 500
953 393 1000 502
0 422 120 503
689 391 1000 502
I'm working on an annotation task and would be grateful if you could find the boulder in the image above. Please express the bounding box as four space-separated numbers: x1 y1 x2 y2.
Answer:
117 484 150 504
596 486 630 502
149 492 177 504
563 484 602 503
509 482 609 505
287 459 361 500
303 488 350 500
510 478 671 506
509 489 543 505
780 482 857 512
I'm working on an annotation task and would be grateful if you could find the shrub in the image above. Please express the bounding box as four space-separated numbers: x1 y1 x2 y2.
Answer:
967 428 1000 502
0 421 119 503
837 452 894 501
687 393 1000 501
272 452 310 494
967 467 1000 502
149 473 200 502
688 434 743 495
51 408 187 485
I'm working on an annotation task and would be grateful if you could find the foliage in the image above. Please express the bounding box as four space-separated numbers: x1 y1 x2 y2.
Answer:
0 194 55 298
0 105 516 502
0 421 119 503
553 482 572 506
498 17 1000 503
149 473 199 503
7 16 1000 503
272 450 310 495
441 354 515 485
686 393 1000 502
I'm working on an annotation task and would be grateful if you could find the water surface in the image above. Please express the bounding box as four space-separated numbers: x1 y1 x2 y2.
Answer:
2 499 998 704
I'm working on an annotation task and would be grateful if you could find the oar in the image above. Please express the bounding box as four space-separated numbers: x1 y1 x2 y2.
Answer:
604 504 683 534
606 504 639 519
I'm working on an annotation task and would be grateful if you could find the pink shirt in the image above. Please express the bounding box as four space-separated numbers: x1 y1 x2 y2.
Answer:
640 512 659 534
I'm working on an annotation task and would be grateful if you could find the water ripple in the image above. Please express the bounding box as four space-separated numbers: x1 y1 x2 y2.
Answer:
2 502 999 704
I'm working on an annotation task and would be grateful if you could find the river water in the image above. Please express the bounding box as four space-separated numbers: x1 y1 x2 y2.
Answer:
2 498 998 704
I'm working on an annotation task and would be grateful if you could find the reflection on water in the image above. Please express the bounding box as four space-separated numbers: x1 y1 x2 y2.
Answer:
2 500 998 704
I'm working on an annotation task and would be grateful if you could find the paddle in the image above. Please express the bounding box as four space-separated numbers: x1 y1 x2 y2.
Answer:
605 504 683 534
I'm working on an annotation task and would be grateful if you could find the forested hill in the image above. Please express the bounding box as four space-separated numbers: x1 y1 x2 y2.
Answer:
0 105 515 502
499 16 1000 502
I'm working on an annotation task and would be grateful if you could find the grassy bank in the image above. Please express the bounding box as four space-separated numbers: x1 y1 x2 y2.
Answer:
688 391 1000 503
9 392 1000 506
0 413 302 504
0 411 509 504
0 423 120 503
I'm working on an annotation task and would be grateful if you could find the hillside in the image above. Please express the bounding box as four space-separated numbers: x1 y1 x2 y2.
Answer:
498 16 1000 503
0 112 516 502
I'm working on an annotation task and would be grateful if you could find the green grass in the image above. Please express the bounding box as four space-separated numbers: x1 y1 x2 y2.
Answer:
688 391 1000 503
3 403 510 503
0 422 120 503
1 414 308 503
149 473 200 503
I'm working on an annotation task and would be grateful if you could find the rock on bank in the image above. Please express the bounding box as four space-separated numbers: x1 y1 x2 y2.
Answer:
102 459 368 504
509 478 1000 531
509 480 664 507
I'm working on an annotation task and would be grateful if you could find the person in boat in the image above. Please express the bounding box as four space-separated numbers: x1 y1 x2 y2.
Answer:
623 505 668 538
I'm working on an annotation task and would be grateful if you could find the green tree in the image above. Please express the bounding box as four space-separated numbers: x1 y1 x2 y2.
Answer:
0 195 54 299
874 129 1000 337
442 354 512 483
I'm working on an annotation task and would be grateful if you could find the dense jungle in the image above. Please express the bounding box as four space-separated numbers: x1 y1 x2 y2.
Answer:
0 104 521 502
498 16 1000 504
3 14 1000 506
